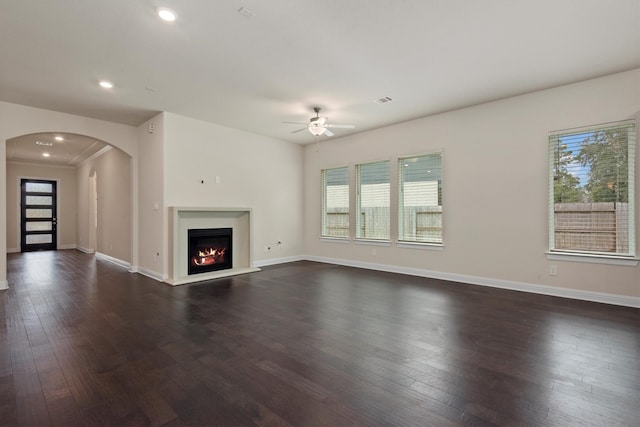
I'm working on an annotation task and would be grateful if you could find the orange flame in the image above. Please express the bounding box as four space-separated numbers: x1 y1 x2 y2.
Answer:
191 247 226 266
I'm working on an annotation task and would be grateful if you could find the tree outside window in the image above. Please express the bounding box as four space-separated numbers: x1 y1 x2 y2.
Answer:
549 121 635 256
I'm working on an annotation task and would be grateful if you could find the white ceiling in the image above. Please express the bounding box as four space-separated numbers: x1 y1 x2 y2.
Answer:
6 133 110 166
1 0 639 147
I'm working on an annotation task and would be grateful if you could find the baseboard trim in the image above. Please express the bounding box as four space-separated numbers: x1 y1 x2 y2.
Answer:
11 246 91 254
95 252 131 270
253 255 305 268
304 255 640 308
0 280 7 290
137 267 168 282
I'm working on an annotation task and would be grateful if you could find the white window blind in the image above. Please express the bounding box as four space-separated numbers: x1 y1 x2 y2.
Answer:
356 161 390 240
321 167 349 238
549 120 635 256
398 153 442 243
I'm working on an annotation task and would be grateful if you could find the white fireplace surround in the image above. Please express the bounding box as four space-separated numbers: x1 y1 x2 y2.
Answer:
167 207 260 285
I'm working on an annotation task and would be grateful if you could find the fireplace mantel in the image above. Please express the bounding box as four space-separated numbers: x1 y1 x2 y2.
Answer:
167 207 260 285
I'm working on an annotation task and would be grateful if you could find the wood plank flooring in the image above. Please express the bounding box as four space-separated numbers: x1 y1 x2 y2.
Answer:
1 250 638 426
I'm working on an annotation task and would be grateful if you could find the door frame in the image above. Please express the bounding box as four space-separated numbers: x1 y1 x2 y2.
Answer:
18 177 59 252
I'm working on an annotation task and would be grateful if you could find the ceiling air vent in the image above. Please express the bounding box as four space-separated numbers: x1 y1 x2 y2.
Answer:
374 96 393 104
238 7 255 17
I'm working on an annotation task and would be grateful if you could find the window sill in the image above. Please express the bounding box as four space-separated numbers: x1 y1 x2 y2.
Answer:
320 237 351 244
546 251 639 266
397 242 444 251
354 239 391 247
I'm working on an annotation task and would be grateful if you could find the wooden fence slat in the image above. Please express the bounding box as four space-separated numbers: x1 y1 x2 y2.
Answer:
555 202 628 253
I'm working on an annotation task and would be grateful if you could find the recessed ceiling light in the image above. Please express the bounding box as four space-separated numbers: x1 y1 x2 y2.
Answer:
42 152 50 157
157 7 177 22
99 80 113 89
54 136 64 141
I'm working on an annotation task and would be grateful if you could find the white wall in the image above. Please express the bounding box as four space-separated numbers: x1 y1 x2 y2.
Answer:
76 148 132 263
6 162 77 252
304 69 640 299
76 160 93 253
1 104 305 285
136 113 166 279
163 112 304 270
2 73 637 303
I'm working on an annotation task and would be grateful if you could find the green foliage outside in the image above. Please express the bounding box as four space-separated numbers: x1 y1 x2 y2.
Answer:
576 129 628 203
554 129 629 204
553 145 585 203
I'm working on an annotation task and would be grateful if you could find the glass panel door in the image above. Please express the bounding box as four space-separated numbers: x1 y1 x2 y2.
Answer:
21 179 57 251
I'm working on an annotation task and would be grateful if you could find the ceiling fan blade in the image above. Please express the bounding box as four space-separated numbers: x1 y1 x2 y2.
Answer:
324 129 335 137
291 128 307 134
282 121 307 125
325 124 355 129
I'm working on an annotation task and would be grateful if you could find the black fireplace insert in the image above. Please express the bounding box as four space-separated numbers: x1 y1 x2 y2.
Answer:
187 228 232 275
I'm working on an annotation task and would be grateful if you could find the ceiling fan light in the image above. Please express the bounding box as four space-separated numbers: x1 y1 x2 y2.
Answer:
308 125 327 136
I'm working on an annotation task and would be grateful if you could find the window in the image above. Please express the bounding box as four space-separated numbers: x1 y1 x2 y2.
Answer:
549 120 635 257
321 167 349 238
398 153 442 243
356 161 390 240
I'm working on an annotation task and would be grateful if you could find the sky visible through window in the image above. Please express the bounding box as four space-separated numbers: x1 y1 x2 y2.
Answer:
553 126 630 205
560 132 591 188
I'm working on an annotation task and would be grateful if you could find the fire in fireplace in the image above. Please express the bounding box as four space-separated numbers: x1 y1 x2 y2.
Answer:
188 228 232 275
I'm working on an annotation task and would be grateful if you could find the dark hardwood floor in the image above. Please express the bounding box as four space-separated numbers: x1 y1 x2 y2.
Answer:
0 250 638 426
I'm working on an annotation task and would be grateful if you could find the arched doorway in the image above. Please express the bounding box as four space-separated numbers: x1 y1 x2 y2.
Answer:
5 132 132 266
0 102 140 291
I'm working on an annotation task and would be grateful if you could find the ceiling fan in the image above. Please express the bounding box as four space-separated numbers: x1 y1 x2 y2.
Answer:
283 107 354 137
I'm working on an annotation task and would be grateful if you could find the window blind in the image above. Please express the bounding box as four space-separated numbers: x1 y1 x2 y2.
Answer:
398 153 442 243
321 167 349 238
549 120 635 256
356 161 390 240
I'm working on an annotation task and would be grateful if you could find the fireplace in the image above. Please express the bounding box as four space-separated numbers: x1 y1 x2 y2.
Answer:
169 207 258 285
188 228 232 275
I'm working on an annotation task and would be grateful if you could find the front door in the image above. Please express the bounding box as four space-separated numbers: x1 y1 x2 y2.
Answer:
21 179 57 252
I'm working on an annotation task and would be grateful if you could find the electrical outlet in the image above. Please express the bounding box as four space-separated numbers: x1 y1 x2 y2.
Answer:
549 265 558 276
